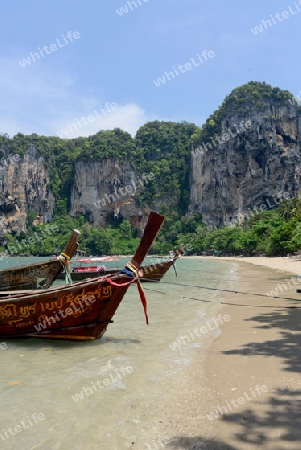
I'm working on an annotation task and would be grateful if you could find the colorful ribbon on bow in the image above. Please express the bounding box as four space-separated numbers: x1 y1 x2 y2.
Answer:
104 262 149 325
58 252 72 284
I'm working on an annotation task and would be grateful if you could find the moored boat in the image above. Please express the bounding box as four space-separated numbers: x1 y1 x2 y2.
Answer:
140 245 184 281
0 230 80 291
57 246 184 283
0 212 164 341
57 256 120 281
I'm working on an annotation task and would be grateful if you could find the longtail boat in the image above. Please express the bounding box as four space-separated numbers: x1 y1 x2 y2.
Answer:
57 246 184 282
0 212 164 341
57 256 120 281
140 245 184 282
0 230 80 291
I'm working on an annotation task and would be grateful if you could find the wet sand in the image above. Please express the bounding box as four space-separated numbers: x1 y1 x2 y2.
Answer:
205 255 301 276
169 258 301 449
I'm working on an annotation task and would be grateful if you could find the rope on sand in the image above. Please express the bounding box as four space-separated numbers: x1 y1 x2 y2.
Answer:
143 281 301 308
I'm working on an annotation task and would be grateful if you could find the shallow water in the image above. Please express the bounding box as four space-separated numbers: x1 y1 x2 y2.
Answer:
0 257 238 450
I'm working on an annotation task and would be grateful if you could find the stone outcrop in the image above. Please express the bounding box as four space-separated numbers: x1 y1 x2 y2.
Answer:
2 83 301 234
0 145 55 236
69 159 151 232
189 99 301 226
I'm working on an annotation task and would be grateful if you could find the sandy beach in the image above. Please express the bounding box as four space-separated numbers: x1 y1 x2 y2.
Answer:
171 256 301 449
205 255 301 276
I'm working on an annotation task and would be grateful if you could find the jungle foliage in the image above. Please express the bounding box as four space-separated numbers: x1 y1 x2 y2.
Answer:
1 82 300 257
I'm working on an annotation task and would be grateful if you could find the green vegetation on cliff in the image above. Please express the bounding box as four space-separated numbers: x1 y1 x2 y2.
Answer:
0 121 198 218
135 121 197 217
2 196 301 257
0 81 295 221
159 196 301 257
1 81 300 258
191 81 295 147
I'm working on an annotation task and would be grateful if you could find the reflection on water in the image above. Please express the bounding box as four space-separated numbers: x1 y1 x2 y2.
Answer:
0 257 238 450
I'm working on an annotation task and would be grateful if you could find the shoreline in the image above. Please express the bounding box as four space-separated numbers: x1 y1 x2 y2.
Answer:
185 254 301 276
160 256 301 448
201 258 301 449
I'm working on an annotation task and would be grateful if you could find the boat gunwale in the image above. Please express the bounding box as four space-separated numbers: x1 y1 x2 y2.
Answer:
0 273 132 304
0 258 61 274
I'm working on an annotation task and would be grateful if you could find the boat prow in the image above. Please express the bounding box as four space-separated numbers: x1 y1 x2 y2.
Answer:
0 212 165 341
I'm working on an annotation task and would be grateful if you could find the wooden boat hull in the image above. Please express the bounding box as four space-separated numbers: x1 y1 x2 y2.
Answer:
139 246 183 281
57 246 183 284
0 230 80 290
56 261 174 282
0 212 166 341
0 260 63 291
57 268 120 281
0 275 133 340
140 260 175 281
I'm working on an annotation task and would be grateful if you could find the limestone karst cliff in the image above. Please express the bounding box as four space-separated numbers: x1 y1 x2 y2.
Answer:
69 158 152 231
1 81 301 236
0 145 55 237
189 82 301 226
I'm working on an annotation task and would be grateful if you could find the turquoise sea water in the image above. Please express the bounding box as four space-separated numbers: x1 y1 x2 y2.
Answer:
0 257 238 450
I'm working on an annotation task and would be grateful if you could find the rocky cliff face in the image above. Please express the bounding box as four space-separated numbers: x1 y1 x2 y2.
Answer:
0 145 55 236
2 83 301 234
69 159 151 231
189 100 301 226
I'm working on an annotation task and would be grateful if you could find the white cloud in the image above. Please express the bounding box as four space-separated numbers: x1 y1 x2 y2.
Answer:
53 103 155 138
0 56 155 138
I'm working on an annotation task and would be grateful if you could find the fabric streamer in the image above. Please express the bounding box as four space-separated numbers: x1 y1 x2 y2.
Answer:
58 252 73 284
172 262 178 278
104 262 149 325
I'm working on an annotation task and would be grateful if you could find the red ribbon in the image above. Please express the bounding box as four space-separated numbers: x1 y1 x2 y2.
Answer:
104 276 149 325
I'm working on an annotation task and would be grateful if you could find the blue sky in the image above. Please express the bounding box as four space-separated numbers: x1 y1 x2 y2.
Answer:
1 0 300 138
